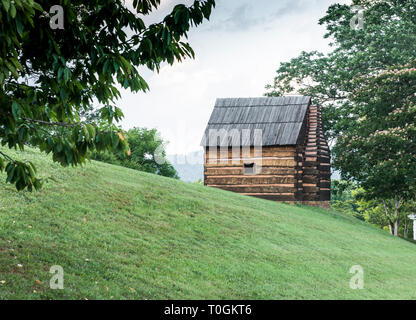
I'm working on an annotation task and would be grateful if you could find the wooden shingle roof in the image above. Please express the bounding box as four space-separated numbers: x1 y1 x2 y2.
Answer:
201 96 311 147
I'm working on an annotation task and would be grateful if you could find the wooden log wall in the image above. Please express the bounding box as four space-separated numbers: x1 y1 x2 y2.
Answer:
300 105 331 203
204 146 299 201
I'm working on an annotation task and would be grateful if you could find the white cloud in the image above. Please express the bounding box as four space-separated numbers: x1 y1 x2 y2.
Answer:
118 0 350 154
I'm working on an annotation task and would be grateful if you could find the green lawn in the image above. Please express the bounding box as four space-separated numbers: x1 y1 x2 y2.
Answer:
0 146 415 299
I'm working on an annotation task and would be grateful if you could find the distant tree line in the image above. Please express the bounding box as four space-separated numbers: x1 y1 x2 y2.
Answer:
80 106 178 178
91 126 179 179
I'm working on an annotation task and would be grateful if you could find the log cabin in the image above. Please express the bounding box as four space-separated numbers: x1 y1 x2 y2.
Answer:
201 96 331 208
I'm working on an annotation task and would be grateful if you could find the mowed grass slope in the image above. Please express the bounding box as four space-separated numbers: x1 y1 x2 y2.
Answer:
0 147 415 300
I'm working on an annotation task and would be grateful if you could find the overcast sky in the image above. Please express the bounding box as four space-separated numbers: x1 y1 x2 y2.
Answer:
120 0 349 155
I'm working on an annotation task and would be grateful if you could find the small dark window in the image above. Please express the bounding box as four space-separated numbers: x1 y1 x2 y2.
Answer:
244 163 256 175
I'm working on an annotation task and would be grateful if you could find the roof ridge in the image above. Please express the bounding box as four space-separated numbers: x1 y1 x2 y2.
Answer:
214 103 309 108
215 96 310 99
208 121 304 124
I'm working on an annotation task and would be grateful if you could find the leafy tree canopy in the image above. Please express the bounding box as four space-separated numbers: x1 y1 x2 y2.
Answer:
0 0 215 190
332 61 416 236
265 0 416 140
333 63 416 201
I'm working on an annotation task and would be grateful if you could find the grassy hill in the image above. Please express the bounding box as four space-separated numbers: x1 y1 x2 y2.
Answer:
0 147 415 300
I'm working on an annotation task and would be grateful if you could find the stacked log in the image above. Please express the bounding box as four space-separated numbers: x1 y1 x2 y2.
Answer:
299 105 331 208
204 146 299 202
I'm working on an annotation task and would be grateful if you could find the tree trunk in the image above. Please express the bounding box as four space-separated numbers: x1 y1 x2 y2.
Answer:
383 200 395 236
393 220 399 237
383 198 402 237
392 196 401 237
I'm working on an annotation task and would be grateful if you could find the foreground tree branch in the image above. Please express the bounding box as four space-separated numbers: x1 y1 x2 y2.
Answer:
0 0 216 191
